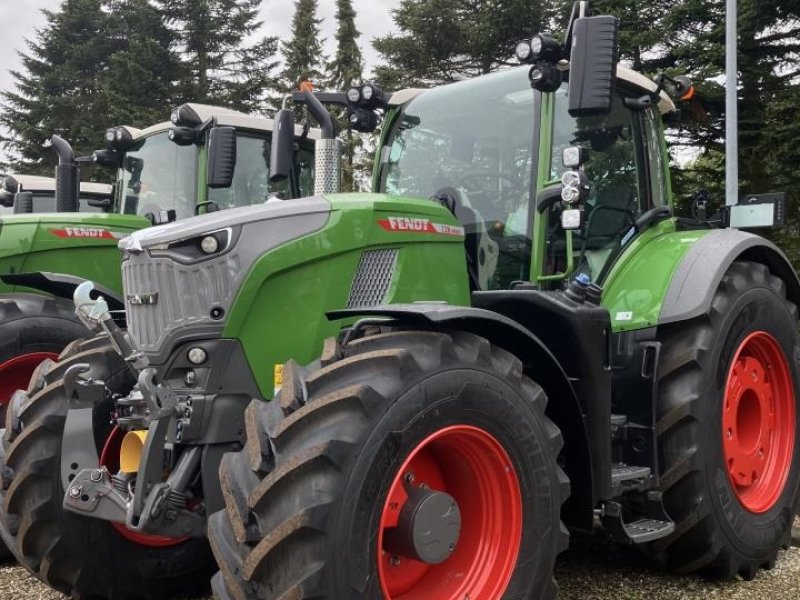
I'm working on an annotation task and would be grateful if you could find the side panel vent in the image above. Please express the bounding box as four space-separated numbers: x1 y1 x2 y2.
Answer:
347 249 398 308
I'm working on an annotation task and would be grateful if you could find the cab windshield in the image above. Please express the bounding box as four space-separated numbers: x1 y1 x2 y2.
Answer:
120 131 315 219
379 67 537 289
120 132 197 220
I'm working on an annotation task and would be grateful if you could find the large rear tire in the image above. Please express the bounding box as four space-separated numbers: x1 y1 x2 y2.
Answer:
0 335 215 599
646 261 800 578
209 330 570 600
0 293 88 409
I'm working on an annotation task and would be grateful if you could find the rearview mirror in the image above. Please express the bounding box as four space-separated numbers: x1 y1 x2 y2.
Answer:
270 109 295 183
207 126 237 189
568 15 620 117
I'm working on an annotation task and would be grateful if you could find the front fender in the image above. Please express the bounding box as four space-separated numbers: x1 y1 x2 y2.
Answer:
0 272 125 312
328 302 597 529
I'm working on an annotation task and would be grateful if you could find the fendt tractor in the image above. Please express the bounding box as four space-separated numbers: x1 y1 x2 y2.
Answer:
0 104 318 407
0 172 113 215
3 2 798 600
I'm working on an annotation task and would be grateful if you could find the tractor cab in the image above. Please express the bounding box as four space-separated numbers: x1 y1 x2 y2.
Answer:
104 104 318 224
377 65 675 291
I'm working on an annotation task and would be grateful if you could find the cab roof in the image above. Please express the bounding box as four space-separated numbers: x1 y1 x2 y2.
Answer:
389 65 676 114
118 103 322 142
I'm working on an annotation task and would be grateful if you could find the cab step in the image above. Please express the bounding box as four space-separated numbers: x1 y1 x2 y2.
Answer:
601 493 675 545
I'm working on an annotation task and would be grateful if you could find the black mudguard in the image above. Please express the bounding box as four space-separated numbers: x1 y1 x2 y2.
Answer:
0 272 125 311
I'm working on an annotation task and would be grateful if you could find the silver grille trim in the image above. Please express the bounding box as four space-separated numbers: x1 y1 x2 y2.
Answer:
123 252 240 352
347 249 398 308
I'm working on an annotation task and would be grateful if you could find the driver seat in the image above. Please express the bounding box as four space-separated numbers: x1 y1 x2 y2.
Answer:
432 187 498 290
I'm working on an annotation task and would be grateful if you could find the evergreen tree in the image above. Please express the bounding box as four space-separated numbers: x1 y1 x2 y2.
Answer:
373 0 553 89
282 0 326 90
327 0 363 89
0 0 178 173
158 0 281 113
327 0 364 192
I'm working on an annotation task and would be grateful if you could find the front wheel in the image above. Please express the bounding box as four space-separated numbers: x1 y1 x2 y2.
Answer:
209 330 570 599
1 335 215 599
647 261 800 578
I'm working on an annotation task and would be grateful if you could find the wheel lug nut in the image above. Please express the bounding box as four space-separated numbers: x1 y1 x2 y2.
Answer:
390 556 401 566
404 472 414 484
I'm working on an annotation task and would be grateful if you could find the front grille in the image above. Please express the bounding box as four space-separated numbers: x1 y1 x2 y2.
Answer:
123 251 241 353
347 249 397 308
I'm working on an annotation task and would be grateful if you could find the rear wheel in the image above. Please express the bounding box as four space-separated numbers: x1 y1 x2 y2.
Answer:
647 261 800 578
0 335 214 599
0 293 88 412
209 330 569 599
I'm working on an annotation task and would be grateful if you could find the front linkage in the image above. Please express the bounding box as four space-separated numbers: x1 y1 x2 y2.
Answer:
63 282 207 539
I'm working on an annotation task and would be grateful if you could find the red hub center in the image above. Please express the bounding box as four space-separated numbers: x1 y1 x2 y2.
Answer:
0 352 59 405
377 425 523 599
99 426 189 547
722 331 795 513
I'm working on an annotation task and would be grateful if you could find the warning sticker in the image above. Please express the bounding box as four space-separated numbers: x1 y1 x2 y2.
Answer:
274 363 284 393
377 216 464 237
49 227 126 239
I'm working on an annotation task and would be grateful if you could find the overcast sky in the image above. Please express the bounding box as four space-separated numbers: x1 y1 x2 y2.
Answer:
0 0 401 106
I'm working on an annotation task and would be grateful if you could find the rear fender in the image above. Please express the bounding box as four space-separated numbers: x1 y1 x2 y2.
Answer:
660 229 800 324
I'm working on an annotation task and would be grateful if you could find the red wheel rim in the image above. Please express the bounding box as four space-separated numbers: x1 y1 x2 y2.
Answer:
377 425 523 599
0 352 59 405
722 331 795 513
99 426 189 548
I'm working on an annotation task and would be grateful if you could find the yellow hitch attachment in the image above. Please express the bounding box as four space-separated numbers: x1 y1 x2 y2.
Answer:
120 430 149 473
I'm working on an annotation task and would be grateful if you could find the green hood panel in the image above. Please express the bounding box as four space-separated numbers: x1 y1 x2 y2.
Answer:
223 192 470 398
0 213 148 295
601 221 711 332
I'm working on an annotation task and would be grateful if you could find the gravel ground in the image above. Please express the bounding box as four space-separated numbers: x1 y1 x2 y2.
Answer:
0 521 797 599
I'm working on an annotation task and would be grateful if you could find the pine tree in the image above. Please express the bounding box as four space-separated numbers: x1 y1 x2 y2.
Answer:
327 0 363 89
281 0 326 90
373 0 554 89
158 0 282 113
0 0 179 173
326 0 364 191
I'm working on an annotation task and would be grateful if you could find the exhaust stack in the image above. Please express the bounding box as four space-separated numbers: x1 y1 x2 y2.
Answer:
51 134 80 212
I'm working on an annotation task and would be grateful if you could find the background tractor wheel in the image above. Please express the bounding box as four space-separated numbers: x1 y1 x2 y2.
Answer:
209 329 570 600
0 293 89 416
0 335 215 599
646 261 800 578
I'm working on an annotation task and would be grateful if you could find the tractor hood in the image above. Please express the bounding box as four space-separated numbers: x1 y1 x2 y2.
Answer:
0 212 149 296
0 212 147 260
117 193 455 253
119 197 332 253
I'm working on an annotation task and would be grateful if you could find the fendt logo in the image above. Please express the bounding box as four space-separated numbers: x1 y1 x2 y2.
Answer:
49 227 125 239
377 216 464 237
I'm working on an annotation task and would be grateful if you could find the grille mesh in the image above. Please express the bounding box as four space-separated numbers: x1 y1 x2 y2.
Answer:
347 249 397 308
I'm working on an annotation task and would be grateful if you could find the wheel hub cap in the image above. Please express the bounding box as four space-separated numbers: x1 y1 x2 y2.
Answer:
384 487 461 565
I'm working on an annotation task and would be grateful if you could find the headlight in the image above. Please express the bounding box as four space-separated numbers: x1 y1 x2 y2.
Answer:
347 87 361 103
515 41 532 62
200 235 219 254
187 347 208 365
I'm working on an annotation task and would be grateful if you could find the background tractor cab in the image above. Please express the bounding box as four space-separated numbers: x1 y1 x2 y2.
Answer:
0 173 113 215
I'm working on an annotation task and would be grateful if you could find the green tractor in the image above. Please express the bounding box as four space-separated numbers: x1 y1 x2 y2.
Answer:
3 5 798 600
0 104 317 407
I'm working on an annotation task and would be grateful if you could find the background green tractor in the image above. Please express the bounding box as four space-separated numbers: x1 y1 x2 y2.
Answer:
0 104 318 408
0 172 113 215
1 5 797 600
